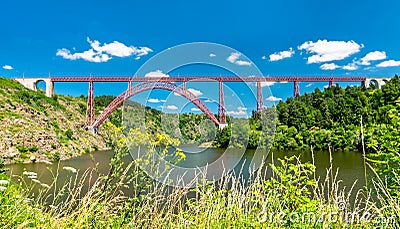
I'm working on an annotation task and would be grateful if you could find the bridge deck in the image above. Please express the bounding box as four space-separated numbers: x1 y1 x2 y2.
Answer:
47 76 368 82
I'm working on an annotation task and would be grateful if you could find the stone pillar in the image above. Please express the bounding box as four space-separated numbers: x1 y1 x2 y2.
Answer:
45 80 54 97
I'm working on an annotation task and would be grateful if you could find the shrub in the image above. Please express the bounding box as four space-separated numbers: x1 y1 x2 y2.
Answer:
0 158 4 173
16 146 29 154
53 151 61 161
65 129 74 140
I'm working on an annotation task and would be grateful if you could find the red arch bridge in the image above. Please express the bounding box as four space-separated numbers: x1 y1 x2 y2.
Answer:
14 75 391 130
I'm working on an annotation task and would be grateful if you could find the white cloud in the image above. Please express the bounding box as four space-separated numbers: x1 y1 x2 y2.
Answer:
298 39 363 64
260 82 275 87
364 66 375 71
261 56 266 60
376 60 400 68
227 110 247 116
269 48 295 62
164 105 178 110
226 106 248 116
342 62 358 70
147 98 166 103
235 60 251 66
265 95 282 101
187 88 203 96
227 52 251 66
56 48 111 63
320 63 340 70
227 52 240 63
360 51 387 65
2 65 13 70
280 81 288 84
209 53 216 57
56 37 152 62
191 108 201 112
204 99 216 103
87 38 152 58
305 83 313 88
145 70 169 77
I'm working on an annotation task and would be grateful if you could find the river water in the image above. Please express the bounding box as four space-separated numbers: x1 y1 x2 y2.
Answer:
5 146 368 195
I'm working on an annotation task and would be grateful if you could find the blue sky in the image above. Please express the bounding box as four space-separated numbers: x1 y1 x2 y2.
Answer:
1 0 400 116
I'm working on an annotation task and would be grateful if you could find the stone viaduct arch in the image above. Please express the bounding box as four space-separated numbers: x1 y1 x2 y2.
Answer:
14 78 54 97
364 77 392 89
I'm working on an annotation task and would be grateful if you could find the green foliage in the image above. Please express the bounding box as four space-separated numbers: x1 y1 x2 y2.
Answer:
262 156 317 211
53 151 61 161
214 125 231 148
269 75 400 152
16 146 38 154
64 128 74 140
0 159 4 173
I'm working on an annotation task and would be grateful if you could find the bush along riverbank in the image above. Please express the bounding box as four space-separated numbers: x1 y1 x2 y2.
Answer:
0 123 399 228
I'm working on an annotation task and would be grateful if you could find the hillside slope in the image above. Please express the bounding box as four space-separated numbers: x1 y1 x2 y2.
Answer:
0 77 108 164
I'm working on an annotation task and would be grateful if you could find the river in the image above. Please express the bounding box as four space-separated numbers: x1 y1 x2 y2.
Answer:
5 146 368 197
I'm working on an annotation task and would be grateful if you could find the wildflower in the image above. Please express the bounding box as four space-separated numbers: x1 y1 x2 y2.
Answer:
42 160 53 165
175 150 186 160
23 171 38 177
23 171 38 179
41 183 50 189
63 166 77 173
0 186 6 191
0 180 8 185
31 179 41 184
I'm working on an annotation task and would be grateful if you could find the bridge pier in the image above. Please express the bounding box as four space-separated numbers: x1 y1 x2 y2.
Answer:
85 80 95 127
294 80 300 97
14 78 54 97
329 79 334 87
256 81 264 112
218 79 227 126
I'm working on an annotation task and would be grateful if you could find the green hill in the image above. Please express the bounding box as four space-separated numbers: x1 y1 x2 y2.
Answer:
0 77 108 163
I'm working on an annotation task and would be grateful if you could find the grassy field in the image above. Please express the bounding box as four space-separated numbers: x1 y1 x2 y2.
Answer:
0 124 399 228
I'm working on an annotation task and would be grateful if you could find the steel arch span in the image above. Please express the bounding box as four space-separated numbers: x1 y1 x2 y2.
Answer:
92 81 220 128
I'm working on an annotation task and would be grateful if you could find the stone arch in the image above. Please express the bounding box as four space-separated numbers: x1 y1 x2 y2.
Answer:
14 78 54 97
369 79 379 89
